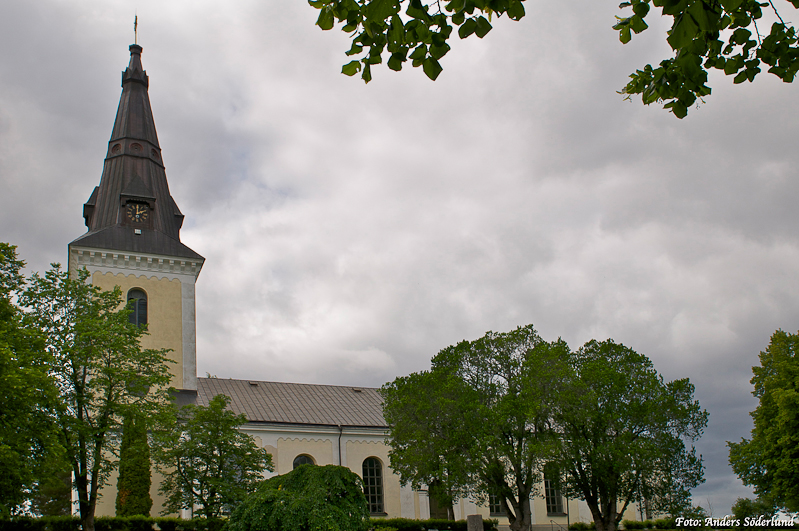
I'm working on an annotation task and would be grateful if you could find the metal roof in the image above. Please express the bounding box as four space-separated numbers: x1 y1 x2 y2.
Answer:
196 377 388 428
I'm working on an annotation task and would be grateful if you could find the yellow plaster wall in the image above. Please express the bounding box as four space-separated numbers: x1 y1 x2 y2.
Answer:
346 440 401 518
275 437 335 474
91 272 184 389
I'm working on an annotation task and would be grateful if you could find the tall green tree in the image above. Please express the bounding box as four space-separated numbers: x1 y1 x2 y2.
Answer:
154 394 274 519
553 339 707 531
0 244 64 517
728 330 799 512
309 0 799 117
383 325 568 531
20 264 174 531
116 412 153 516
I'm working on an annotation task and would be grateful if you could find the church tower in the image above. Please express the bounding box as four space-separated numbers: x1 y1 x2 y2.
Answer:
69 44 204 392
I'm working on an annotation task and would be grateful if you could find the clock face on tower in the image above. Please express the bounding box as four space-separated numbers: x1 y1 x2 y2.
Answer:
126 202 149 224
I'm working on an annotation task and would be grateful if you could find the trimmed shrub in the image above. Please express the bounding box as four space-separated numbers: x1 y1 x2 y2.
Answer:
228 465 370 531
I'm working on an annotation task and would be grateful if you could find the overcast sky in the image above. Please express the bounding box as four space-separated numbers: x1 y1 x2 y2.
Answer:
3 0 798 516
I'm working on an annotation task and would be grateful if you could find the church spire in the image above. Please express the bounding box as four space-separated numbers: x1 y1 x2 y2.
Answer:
71 44 203 261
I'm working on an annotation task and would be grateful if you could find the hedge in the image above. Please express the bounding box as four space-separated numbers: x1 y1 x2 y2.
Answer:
0 517 497 531
368 518 498 531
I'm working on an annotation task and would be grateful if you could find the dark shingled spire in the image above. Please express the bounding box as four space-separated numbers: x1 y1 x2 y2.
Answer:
71 45 203 261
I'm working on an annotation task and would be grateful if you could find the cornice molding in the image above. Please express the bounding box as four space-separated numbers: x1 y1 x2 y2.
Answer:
69 246 203 279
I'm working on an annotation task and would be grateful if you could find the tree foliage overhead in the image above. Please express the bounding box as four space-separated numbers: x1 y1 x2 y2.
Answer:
382 324 706 531
227 465 371 531
309 0 799 117
728 330 799 513
554 340 707 531
20 264 174 531
154 394 274 519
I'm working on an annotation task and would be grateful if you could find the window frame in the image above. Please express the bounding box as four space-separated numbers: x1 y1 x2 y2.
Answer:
362 457 385 515
292 454 316 469
127 288 148 327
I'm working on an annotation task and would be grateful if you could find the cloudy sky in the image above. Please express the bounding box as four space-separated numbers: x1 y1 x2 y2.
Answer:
3 0 798 516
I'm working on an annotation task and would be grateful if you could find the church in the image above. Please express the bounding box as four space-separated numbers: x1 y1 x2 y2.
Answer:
68 43 637 530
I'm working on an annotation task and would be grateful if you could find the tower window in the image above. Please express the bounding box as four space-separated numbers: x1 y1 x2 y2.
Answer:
127 289 147 327
362 457 384 515
292 454 315 469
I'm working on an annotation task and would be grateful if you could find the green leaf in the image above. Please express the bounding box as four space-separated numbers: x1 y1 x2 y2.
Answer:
631 15 649 34
388 52 406 71
633 2 650 17
316 7 335 30
409 43 428 59
475 16 492 38
687 0 712 32
342 60 362 76
345 43 364 56
406 0 431 21
507 0 525 21
619 24 632 44
667 13 699 50
362 63 372 83
364 0 399 24
430 42 451 59
423 57 443 79
458 18 477 38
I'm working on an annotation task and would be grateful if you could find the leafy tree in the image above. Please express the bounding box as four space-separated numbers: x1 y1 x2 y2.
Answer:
227 464 370 531
730 497 777 522
0 244 64 517
154 394 274 519
383 326 706 531
553 339 708 531
380 369 474 520
728 330 799 512
116 412 153 516
20 264 174 531
382 324 569 531
29 465 73 516
309 0 799 117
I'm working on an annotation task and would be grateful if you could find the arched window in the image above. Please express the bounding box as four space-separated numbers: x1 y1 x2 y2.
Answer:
292 454 315 469
362 457 384 514
127 289 147 327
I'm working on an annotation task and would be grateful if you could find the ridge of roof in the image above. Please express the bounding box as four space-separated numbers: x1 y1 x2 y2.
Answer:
196 377 387 428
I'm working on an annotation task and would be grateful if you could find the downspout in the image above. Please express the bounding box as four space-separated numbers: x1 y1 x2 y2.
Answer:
338 424 343 465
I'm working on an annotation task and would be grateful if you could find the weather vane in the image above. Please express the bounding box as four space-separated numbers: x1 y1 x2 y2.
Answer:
134 14 138 45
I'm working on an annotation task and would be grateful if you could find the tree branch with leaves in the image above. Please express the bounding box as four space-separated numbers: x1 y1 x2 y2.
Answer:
310 0 799 117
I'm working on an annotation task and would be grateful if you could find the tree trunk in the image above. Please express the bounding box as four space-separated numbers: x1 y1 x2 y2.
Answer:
75 473 95 531
587 499 618 531
507 495 533 531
